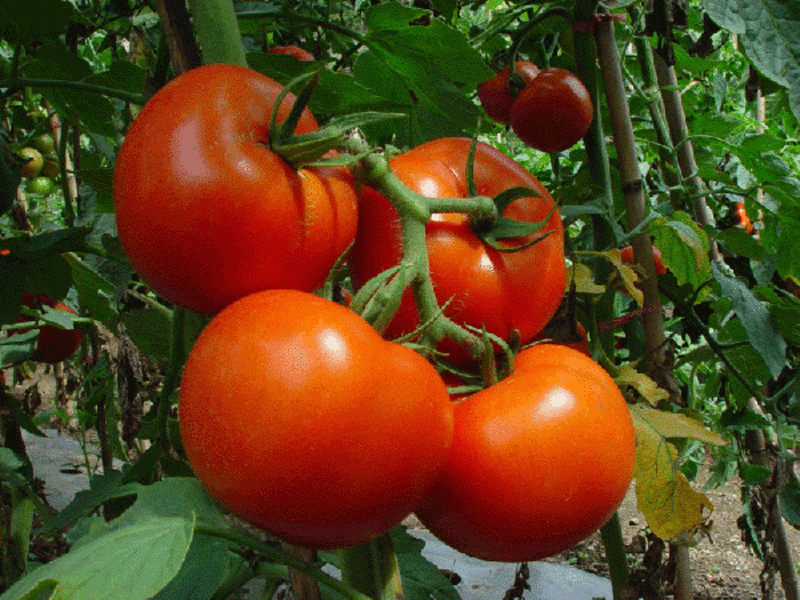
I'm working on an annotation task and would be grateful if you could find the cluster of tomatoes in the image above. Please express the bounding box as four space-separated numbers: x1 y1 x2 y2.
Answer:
477 60 593 153
112 63 635 560
18 132 60 198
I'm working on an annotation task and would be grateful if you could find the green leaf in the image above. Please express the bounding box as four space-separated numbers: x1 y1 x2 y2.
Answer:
780 478 800 526
0 331 37 367
87 61 146 95
0 516 194 600
0 0 74 44
151 537 232 600
391 527 460 600
704 0 800 123
121 306 173 363
650 212 711 293
738 462 772 485
0 132 21 217
711 260 787 379
66 253 119 327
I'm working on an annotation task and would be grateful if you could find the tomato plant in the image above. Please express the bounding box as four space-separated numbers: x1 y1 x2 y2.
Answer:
620 245 667 275
14 292 84 364
477 61 540 124
414 344 635 562
113 64 358 315
509 67 593 153
178 289 455 550
268 45 316 61
18 147 43 178
349 137 566 362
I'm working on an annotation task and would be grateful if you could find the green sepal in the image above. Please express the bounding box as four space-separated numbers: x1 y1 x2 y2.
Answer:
471 186 556 253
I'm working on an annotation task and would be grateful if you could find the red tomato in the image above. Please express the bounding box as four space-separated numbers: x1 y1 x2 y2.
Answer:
414 344 635 562
113 64 358 315
509 67 593 153
349 138 566 363
735 202 754 234
620 245 667 276
178 289 454 550
268 45 315 61
477 61 540 124
15 292 83 364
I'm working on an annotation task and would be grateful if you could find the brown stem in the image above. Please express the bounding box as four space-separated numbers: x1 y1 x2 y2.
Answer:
281 543 322 600
154 0 203 75
594 15 667 369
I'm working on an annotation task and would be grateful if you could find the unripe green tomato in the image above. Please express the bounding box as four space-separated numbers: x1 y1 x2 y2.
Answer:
33 133 55 155
25 176 56 197
19 147 43 178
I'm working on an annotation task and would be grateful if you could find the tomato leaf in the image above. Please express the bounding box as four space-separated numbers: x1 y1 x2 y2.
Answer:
391 526 461 600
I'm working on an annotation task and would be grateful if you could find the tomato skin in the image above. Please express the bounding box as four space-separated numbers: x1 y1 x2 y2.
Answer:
178 289 454 550
16 292 83 364
735 202 754 234
19 147 43 178
620 245 667 276
349 138 566 363
113 64 358 315
414 344 635 562
509 67 593 153
477 61 540 124
268 45 315 61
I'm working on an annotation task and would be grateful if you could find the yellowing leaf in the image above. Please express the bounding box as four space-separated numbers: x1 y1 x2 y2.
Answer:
633 404 728 446
630 404 715 542
616 363 670 405
568 262 605 295
605 249 643 306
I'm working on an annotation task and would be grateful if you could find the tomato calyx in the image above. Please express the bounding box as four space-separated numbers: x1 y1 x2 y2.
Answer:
269 72 403 169
470 186 557 252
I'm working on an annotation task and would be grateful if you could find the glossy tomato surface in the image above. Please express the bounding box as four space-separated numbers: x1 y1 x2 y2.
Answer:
414 344 636 562
114 64 358 314
179 289 454 550
477 61 540 124
349 137 566 363
509 67 593 153
16 292 83 364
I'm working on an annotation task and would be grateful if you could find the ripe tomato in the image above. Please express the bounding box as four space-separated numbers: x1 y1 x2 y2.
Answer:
735 202 754 234
113 64 358 315
19 147 43 178
414 344 635 562
509 67 593 153
349 137 566 363
620 245 667 275
179 289 454 550
477 61 540 125
15 292 83 364
268 45 315 62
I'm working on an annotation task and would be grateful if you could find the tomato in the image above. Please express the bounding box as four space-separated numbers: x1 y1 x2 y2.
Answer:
40 155 60 180
268 45 316 62
533 320 590 356
509 67 593 153
25 176 55 197
113 64 358 315
15 292 84 364
178 289 454 550
19 147 43 178
414 344 635 562
33 133 55 155
349 137 566 363
477 61 540 125
735 202 754 234
620 245 667 275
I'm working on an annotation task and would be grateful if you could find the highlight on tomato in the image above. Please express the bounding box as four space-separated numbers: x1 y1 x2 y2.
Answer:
414 344 636 562
349 137 566 363
178 289 455 550
113 64 358 315
735 201 754 234
477 61 540 125
509 67 593 153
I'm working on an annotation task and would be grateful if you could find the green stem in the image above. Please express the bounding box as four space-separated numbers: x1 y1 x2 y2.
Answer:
339 534 403 600
0 78 143 105
195 523 374 600
185 0 248 66
600 513 630 599
157 307 187 451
